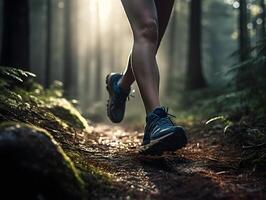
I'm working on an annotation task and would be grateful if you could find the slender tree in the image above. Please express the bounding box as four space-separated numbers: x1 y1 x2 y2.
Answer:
206 1 227 82
45 0 52 88
239 0 250 62
109 16 116 72
84 1 92 105
165 6 178 96
186 0 206 90
259 0 266 39
235 0 251 89
64 0 78 98
84 45 91 104
0 0 30 71
94 1 102 101
176 0 188 74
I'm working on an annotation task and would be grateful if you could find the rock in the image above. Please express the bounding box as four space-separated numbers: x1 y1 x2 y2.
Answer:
0 123 87 200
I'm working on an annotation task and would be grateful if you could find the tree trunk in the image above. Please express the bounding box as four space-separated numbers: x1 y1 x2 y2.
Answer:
84 1 92 105
0 0 30 71
109 19 116 72
45 0 52 88
176 0 188 74
109 3 117 72
239 0 250 62
84 47 91 104
165 7 178 96
64 0 78 98
94 1 102 101
236 0 251 89
186 0 206 90
260 0 266 39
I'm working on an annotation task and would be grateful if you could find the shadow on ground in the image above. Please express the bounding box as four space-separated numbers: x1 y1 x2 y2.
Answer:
64 123 266 199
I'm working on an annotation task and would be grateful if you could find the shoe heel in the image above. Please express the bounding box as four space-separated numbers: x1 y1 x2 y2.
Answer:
106 74 111 92
105 74 110 85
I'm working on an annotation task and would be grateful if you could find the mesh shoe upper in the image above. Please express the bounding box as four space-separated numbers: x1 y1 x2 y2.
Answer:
106 73 130 123
143 107 185 145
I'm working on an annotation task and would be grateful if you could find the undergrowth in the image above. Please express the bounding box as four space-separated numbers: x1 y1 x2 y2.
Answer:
0 66 90 136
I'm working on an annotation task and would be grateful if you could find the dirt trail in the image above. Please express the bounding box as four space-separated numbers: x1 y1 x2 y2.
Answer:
67 123 265 199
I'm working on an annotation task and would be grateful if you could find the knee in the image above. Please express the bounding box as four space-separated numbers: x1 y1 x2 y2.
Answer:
134 19 158 45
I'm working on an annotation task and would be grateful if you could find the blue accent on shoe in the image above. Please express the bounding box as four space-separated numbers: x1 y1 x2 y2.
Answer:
140 107 187 155
106 73 130 123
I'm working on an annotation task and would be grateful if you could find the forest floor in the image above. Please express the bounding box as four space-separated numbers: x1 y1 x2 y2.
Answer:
63 120 266 200
1 67 265 199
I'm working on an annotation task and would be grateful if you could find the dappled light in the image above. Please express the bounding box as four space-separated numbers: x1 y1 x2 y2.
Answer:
0 0 265 199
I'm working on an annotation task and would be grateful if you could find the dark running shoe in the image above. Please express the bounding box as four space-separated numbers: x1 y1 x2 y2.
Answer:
139 107 187 155
106 73 130 123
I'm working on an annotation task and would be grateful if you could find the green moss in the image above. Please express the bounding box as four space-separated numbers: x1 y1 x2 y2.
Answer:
0 67 98 198
0 122 86 192
0 67 90 178
66 150 112 183
0 66 89 133
1 122 83 178
45 97 90 131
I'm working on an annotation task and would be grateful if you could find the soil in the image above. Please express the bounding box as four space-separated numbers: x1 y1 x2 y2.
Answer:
62 122 266 200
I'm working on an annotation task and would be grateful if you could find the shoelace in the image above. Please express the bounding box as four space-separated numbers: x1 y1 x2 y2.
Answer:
160 107 176 119
128 89 135 101
148 107 176 131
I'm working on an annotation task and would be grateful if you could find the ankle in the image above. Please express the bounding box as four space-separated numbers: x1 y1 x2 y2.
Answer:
113 78 130 96
118 76 131 92
146 105 162 116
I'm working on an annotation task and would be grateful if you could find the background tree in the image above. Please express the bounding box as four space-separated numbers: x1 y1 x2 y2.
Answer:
259 0 266 39
83 0 92 105
239 0 250 62
64 0 78 98
236 0 251 89
94 0 103 102
45 0 52 88
165 5 178 96
0 0 30 71
109 5 117 73
186 0 206 90
1 0 263 119
202 0 237 86
175 0 189 75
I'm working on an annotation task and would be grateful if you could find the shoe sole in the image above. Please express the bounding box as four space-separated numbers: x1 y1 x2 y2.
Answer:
106 73 123 123
139 130 187 156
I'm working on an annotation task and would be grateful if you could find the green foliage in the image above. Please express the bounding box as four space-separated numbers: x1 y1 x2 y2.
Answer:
0 66 89 134
0 67 96 197
206 115 235 135
0 66 35 85
228 38 266 74
226 38 266 113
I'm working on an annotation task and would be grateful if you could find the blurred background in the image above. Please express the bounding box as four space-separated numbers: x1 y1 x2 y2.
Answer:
0 0 265 125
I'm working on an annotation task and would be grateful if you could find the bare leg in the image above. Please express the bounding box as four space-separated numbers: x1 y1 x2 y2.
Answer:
119 0 175 113
120 0 160 113
119 0 175 91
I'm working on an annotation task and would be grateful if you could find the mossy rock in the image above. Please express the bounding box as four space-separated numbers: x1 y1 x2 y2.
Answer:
0 122 87 199
46 97 90 131
0 66 90 133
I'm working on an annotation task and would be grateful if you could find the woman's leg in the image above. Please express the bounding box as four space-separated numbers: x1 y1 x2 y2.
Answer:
117 1 187 154
155 0 175 49
120 0 160 113
119 0 175 112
